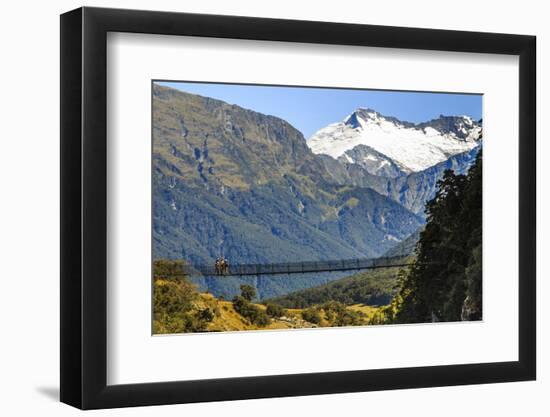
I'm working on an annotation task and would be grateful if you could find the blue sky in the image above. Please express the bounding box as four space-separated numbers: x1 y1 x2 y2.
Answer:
156 81 482 138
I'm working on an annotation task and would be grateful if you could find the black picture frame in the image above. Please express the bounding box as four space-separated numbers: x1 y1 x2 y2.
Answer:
60 6 536 410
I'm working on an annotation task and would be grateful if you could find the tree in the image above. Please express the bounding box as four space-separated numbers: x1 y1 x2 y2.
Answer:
391 151 483 323
240 284 256 301
462 244 482 320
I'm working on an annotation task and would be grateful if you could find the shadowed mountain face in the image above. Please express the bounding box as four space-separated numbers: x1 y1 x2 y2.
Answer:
152 85 423 272
321 145 481 216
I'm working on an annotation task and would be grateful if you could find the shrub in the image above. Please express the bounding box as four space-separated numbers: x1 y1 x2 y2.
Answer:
240 284 257 301
153 278 196 317
233 296 270 327
153 259 186 280
319 301 367 326
302 307 322 324
265 303 286 318
334 309 366 326
152 259 213 333
198 308 215 322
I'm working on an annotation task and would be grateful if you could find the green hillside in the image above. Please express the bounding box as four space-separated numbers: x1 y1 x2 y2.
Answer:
265 263 411 309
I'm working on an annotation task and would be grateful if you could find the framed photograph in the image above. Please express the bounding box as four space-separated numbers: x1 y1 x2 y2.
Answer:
60 6 536 409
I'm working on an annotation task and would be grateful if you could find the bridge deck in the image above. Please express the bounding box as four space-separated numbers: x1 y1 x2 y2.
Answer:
176 256 413 277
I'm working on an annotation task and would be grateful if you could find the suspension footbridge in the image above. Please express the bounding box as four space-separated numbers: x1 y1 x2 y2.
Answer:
164 255 414 278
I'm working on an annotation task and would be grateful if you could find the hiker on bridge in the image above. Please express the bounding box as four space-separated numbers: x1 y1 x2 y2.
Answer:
215 257 230 275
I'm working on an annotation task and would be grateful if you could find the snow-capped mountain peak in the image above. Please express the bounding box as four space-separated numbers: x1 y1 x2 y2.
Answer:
307 109 482 175
345 108 379 128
